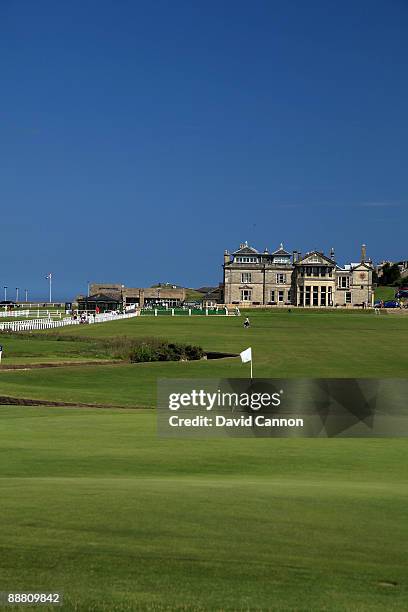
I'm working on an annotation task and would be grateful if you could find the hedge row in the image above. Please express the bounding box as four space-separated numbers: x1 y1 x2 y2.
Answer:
128 341 204 363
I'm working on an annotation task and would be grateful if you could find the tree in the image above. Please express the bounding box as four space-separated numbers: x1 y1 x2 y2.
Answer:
379 263 401 286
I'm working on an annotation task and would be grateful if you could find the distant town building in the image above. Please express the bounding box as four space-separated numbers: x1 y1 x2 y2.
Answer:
223 242 374 307
376 260 408 279
202 285 224 307
87 283 186 308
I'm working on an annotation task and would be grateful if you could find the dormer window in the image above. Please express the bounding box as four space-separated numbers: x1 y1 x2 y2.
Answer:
235 256 258 263
273 256 290 264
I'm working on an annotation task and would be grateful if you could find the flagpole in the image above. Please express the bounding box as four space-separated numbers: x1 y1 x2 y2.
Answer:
49 274 52 303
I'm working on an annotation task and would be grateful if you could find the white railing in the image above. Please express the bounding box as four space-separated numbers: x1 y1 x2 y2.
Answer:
0 311 137 332
141 306 236 317
0 310 30 318
0 309 63 319
88 312 137 324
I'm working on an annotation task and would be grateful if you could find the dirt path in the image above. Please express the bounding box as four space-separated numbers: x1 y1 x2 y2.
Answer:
0 352 236 372
0 395 148 410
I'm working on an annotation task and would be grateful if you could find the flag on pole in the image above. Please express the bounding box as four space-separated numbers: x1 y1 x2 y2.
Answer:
240 347 253 378
45 273 52 303
240 347 252 363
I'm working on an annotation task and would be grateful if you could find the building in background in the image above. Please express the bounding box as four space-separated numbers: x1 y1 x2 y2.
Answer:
223 242 373 307
77 293 122 313
85 283 186 309
376 260 408 280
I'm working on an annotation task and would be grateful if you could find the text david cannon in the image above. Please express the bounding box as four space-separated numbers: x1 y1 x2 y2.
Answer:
168 415 304 428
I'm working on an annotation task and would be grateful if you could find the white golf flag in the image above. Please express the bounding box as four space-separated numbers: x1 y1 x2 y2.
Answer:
240 347 252 363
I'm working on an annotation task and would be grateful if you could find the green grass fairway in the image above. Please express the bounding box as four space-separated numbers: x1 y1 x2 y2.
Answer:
1 407 407 611
1 311 408 610
0 335 114 366
0 311 408 406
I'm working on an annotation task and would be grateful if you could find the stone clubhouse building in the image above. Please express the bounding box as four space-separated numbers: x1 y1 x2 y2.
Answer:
223 242 374 308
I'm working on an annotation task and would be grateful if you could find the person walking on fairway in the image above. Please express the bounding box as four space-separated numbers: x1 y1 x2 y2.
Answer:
244 317 250 329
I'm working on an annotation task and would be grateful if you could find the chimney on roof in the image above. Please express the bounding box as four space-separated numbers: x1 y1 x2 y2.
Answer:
239 243 245 249
224 250 230 265
361 243 367 262
330 247 335 261
292 250 298 263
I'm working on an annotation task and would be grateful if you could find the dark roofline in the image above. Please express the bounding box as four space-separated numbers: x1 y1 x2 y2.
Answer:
80 293 121 302
232 246 259 255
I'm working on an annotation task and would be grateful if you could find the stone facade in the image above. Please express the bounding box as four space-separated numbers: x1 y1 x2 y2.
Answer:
223 242 374 307
89 283 123 299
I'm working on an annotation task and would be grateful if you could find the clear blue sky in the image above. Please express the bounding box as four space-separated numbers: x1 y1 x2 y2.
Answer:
1 0 407 300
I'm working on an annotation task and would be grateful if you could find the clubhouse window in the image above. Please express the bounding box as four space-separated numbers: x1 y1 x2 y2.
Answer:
270 290 275 302
236 256 258 263
241 272 252 283
241 289 252 301
345 291 352 304
328 286 333 306
313 286 319 306
298 287 304 305
305 286 311 306
276 273 286 284
338 276 349 289
321 286 326 306
287 288 291 302
278 290 284 302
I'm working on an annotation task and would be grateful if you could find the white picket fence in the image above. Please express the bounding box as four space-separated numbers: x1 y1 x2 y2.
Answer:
0 311 137 332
